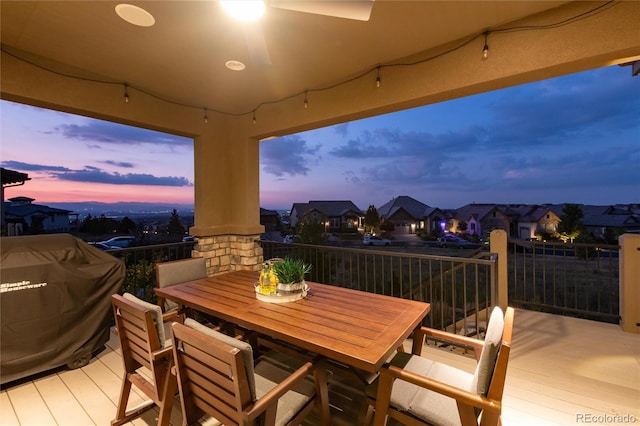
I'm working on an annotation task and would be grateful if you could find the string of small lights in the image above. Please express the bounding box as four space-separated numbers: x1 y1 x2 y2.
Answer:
0 1 615 125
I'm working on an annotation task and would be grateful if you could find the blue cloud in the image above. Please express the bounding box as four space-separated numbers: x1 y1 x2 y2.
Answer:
0 160 70 172
57 168 192 186
101 160 135 168
1 160 192 187
55 121 191 146
261 135 321 177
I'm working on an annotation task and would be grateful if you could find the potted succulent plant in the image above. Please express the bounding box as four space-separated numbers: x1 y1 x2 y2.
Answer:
271 257 311 292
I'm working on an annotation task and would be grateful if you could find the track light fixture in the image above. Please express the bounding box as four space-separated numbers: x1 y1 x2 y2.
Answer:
376 66 381 88
124 84 129 103
482 31 489 60
252 110 257 124
304 91 308 109
204 108 208 124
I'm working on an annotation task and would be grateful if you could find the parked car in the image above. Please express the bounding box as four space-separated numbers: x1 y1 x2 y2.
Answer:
88 242 116 250
283 234 300 243
363 235 390 246
437 234 470 248
100 235 136 248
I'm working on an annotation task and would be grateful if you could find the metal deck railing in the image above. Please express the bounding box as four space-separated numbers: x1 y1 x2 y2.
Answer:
507 238 620 323
260 241 498 336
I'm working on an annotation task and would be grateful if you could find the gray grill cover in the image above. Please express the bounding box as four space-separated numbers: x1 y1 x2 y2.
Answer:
1 234 125 384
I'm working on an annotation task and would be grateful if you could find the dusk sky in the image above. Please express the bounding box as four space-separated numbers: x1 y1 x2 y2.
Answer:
1 65 638 212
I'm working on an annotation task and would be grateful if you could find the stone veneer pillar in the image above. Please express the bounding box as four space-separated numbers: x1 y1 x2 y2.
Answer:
191 234 263 276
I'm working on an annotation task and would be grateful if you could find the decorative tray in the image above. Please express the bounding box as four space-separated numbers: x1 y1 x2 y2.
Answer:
254 283 309 304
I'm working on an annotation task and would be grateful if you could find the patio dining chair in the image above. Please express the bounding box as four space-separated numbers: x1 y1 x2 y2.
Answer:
365 306 515 426
155 257 207 320
111 293 182 426
170 318 331 426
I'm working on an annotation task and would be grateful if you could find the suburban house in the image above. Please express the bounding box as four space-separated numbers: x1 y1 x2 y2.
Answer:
503 205 561 239
259 208 281 233
579 204 640 239
582 214 640 239
377 195 445 235
449 203 511 237
289 201 363 233
548 203 640 240
1 167 30 235
3 196 72 235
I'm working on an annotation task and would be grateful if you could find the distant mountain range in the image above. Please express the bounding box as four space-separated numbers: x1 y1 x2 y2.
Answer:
46 201 194 217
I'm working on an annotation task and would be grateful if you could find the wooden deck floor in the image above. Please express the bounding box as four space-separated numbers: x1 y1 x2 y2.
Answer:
1 309 638 425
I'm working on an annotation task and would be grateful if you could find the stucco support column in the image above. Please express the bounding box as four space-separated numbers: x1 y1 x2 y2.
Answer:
189 118 265 275
619 234 640 333
490 229 509 310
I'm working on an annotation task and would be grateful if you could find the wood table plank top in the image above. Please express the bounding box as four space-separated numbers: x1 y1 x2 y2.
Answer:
155 270 430 372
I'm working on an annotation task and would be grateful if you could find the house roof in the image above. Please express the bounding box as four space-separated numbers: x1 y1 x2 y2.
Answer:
293 201 363 218
3 201 71 218
502 205 558 223
1 168 30 187
259 208 279 217
377 196 430 220
453 203 506 222
583 214 640 228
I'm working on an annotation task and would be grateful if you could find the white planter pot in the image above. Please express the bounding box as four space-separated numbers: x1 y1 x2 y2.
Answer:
276 280 306 293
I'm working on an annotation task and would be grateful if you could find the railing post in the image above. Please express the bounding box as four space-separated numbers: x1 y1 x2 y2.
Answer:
490 229 508 310
619 233 640 333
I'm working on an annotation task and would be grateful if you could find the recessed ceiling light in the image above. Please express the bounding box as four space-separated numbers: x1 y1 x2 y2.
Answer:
220 0 265 22
115 4 155 27
225 60 246 71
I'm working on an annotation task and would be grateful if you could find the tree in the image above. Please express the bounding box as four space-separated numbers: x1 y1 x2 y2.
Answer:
364 205 380 234
118 216 136 234
557 203 584 242
297 217 327 245
167 209 185 235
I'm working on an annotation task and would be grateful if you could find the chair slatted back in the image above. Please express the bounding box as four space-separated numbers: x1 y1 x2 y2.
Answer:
172 321 252 426
112 294 164 401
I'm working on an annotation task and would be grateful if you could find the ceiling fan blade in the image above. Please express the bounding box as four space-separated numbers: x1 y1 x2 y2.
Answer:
270 0 374 21
243 22 272 65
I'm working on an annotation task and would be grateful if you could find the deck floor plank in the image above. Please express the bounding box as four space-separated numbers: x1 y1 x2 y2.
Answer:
33 373 95 425
57 365 119 425
5 381 56 425
0 391 19 425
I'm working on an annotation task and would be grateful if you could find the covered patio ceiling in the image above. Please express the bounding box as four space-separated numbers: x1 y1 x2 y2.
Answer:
1 1 577 115
3 1 637 132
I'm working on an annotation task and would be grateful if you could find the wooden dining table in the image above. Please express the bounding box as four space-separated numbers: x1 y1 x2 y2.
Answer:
155 270 430 374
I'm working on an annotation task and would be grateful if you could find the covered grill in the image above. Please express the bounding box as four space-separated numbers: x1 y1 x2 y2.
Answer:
1 234 124 384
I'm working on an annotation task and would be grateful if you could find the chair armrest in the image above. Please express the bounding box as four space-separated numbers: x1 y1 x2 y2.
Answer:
162 310 180 322
413 327 484 360
244 359 317 422
152 346 174 362
383 364 501 415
